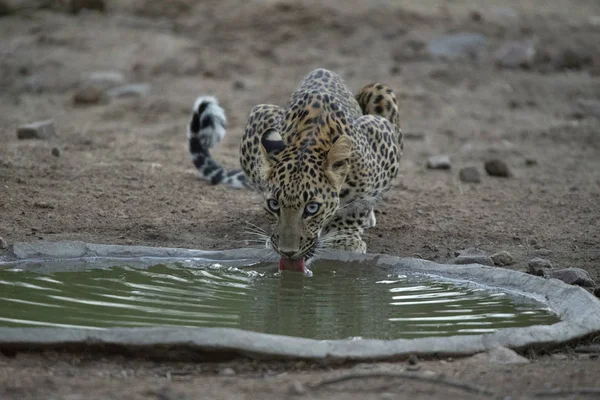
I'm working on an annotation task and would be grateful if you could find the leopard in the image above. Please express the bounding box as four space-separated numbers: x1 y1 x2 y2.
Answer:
187 68 403 273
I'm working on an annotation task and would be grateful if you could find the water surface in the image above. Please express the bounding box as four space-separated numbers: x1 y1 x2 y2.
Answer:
0 262 560 339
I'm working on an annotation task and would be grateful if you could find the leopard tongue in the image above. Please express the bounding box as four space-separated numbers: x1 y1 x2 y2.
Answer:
279 258 306 273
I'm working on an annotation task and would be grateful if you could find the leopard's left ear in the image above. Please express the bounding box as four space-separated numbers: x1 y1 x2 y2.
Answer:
260 129 286 177
325 135 352 189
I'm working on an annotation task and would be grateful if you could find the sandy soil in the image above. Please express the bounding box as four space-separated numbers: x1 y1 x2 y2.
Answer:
1 0 600 398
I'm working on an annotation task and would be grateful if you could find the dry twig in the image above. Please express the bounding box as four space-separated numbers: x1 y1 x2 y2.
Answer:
309 371 495 396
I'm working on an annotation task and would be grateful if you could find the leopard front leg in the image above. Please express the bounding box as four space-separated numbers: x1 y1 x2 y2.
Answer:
320 208 374 253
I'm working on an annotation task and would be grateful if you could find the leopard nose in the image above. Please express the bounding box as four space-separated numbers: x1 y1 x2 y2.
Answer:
280 249 299 258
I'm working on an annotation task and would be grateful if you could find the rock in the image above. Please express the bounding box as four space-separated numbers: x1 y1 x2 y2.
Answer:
107 83 150 98
288 381 306 395
459 166 481 183
51 147 61 157
73 85 105 105
555 47 592 70
548 268 596 288
527 258 552 276
493 40 536 69
69 0 106 14
470 346 530 365
491 251 514 266
0 236 7 250
525 158 538 166
453 248 494 266
85 71 125 89
232 79 246 90
426 155 451 170
427 32 488 61
17 120 56 140
0 0 13 16
484 159 511 177
219 367 236 376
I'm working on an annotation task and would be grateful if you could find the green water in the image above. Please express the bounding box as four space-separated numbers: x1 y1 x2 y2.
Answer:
0 262 560 340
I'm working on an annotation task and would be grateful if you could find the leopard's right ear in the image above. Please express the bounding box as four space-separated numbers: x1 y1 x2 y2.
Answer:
260 129 286 177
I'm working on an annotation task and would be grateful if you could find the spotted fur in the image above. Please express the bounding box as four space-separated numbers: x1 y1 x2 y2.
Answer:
187 96 247 189
240 68 403 263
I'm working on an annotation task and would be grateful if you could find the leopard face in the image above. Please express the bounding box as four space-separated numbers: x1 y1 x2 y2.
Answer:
259 128 352 263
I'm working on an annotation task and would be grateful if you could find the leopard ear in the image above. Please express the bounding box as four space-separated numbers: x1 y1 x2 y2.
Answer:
325 135 352 189
260 129 286 177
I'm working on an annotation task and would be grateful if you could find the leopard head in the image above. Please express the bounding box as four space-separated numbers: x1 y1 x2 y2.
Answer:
259 126 352 273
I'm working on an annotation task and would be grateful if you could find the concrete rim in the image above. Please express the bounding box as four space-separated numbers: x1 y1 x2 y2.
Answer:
1 240 599 361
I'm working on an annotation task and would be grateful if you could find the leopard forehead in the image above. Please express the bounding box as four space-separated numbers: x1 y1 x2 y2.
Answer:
264 150 338 207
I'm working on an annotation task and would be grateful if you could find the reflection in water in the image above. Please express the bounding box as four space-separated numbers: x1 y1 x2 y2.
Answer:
0 262 560 339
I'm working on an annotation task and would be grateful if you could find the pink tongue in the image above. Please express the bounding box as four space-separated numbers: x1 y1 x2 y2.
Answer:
279 258 306 273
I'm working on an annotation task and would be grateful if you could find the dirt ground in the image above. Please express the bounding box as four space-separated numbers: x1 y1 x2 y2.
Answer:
1 0 600 398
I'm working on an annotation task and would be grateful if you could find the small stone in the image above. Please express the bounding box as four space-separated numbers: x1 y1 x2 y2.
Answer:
51 147 61 157
69 0 106 14
427 32 488 61
408 354 418 365
470 346 530 365
73 85 105 105
493 40 536 69
86 71 125 89
219 367 236 376
491 251 514 266
288 381 306 395
0 0 13 16
17 120 56 140
427 155 451 170
404 132 425 140
528 258 552 276
459 166 481 183
484 159 511 177
548 268 596 288
0 237 7 250
555 48 592 70
232 79 246 90
453 248 494 266
469 10 482 21
107 83 150 98
525 158 538 166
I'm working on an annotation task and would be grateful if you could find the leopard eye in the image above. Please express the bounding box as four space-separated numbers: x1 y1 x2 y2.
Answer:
304 202 321 216
267 199 280 213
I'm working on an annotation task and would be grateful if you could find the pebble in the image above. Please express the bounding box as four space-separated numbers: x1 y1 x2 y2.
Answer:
0 0 12 16
525 158 538 166
17 119 56 140
51 147 61 157
73 85 105 105
0 236 7 250
453 248 495 266
107 83 150 98
548 268 596 288
527 258 552 276
288 381 306 395
86 71 125 89
493 40 536 69
484 159 511 177
232 79 246 90
469 346 530 365
555 47 592 70
427 32 488 61
426 155 451 170
491 250 514 266
69 0 106 14
459 166 481 183
218 367 236 376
